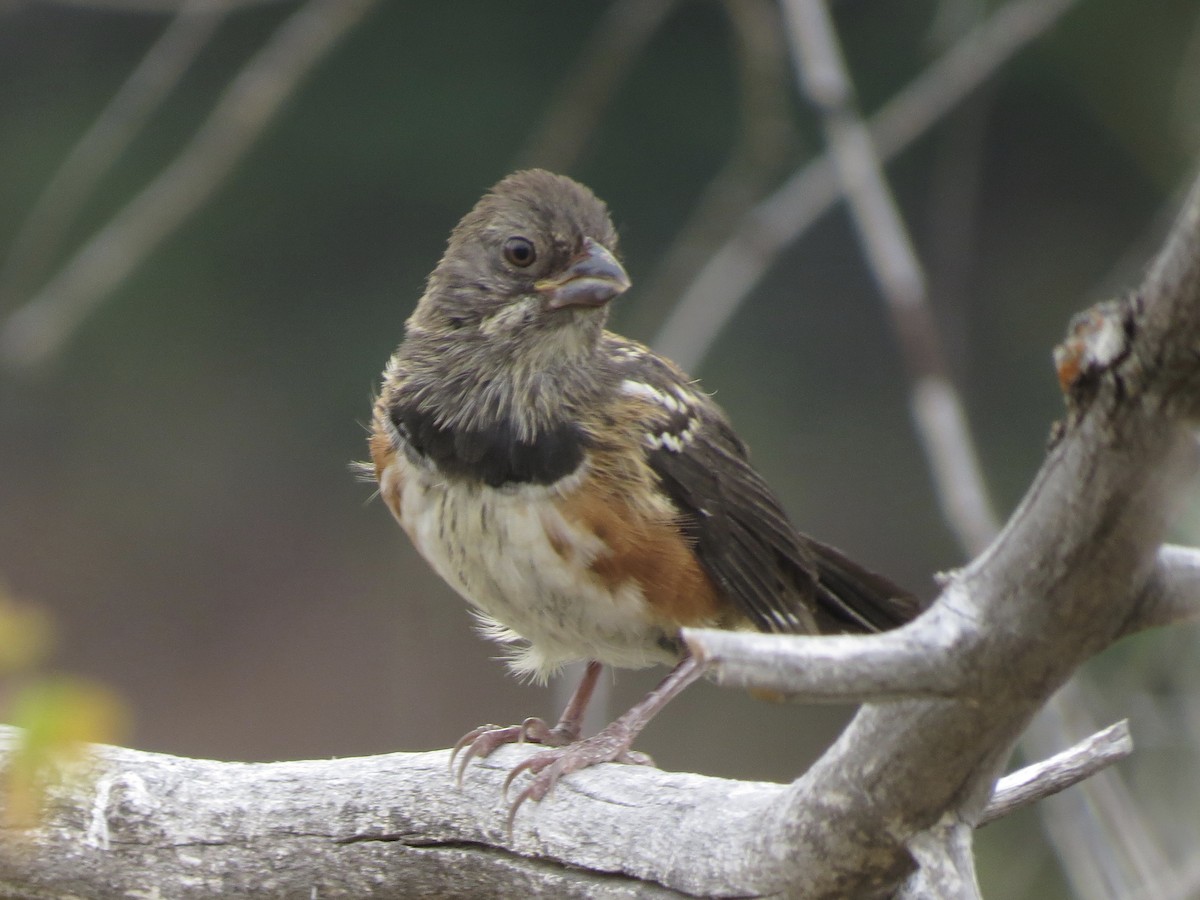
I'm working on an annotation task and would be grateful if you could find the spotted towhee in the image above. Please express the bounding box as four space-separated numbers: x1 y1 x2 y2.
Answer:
368 169 919 822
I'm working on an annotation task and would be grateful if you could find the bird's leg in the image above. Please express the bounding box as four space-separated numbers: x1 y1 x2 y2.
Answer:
504 653 708 830
544 658 604 743
450 660 604 783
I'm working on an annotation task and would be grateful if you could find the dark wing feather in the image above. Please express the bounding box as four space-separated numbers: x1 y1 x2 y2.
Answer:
649 432 818 633
610 336 919 635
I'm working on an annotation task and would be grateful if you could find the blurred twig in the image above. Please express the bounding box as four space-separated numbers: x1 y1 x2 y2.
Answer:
633 0 797 340
654 0 1080 376
0 0 378 370
515 0 680 172
922 0 992 378
1092 167 1200 301
0 0 229 310
778 0 998 553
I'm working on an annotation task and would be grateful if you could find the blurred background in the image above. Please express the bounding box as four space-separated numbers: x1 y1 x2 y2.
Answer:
1 0 1199 896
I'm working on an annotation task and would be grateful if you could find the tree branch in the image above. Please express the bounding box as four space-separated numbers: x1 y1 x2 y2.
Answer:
0 719 1138 899
980 720 1133 826
684 619 966 702
780 0 998 554
1128 543 1200 632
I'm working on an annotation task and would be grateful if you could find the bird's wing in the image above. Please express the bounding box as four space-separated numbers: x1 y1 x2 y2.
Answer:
605 335 918 635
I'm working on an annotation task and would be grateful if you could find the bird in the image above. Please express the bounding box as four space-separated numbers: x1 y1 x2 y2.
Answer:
367 169 920 825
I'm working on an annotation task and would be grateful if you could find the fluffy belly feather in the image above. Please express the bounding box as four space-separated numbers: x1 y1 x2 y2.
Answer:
379 460 676 680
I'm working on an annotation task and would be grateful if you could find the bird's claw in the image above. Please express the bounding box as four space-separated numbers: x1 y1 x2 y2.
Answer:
449 717 575 785
502 728 655 833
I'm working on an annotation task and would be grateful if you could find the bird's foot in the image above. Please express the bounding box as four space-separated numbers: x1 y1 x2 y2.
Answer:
450 717 578 784
502 721 655 831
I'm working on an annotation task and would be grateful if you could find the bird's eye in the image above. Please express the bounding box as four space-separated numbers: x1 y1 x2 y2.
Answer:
503 236 537 268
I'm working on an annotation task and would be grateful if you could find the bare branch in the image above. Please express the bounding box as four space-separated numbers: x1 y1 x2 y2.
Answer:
1031 171 1200 896
683 609 967 701
899 818 982 900
0 0 378 370
0 717 1136 898
980 721 1133 826
1127 543 1200 632
0 725 798 898
776 15 1177 894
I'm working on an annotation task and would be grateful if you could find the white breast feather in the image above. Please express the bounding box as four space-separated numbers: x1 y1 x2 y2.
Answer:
386 460 675 681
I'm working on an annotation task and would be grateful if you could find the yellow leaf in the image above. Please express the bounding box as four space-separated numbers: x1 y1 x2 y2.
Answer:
3 677 129 827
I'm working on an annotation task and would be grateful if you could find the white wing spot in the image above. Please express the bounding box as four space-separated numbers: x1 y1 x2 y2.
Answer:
621 379 674 409
673 386 696 406
644 417 699 453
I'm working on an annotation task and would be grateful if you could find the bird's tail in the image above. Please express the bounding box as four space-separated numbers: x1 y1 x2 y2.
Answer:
807 539 924 634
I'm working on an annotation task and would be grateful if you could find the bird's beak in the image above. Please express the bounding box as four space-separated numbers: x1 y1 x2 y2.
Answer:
536 237 631 310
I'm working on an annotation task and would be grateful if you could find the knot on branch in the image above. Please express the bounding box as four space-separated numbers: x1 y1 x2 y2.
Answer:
1053 293 1140 423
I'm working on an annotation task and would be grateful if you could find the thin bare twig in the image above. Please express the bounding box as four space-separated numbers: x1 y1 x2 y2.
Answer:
629 0 796 341
980 720 1133 826
515 0 680 172
0 0 229 309
0 0 378 370
653 0 1078 552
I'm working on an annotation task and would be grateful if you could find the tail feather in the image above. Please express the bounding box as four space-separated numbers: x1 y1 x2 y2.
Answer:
806 539 923 633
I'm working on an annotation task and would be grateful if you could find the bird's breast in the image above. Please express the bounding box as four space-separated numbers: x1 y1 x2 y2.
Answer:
374 441 691 681
373 440 700 679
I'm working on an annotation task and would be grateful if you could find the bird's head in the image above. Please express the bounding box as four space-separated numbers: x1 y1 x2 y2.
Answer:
409 170 630 353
